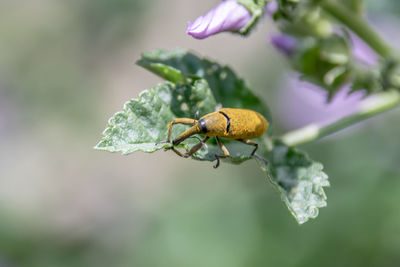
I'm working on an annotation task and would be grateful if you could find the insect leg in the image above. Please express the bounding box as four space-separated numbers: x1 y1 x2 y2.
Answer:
167 118 197 142
170 147 185 157
187 136 202 142
216 137 230 156
252 153 268 166
213 137 230 168
237 139 258 155
167 140 202 158
183 136 210 158
213 155 221 169
167 118 196 142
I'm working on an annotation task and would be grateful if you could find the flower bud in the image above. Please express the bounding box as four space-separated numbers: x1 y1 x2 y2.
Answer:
270 34 298 57
186 0 252 39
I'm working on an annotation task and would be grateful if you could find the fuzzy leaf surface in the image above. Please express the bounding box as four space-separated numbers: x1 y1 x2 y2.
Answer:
256 141 330 224
95 80 266 163
137 49 271 128
95 80 214 154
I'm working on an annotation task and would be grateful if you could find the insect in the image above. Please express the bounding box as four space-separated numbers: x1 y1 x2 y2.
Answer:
166 108 269 168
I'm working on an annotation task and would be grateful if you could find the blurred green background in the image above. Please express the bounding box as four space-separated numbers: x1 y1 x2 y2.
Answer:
0 0 399 266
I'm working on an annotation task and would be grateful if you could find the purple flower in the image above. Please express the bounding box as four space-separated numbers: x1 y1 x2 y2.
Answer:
350 33 378 65
186 0 251 40
273 32 378 129
276 34 379 129
266 1 278 16
278 78 366 129
270 34 298 56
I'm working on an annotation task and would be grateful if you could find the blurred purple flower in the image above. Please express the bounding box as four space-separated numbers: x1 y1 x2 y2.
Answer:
266 1 278 16
270 32 378 64
350 33 378 65
277 34 377 129
278 79 365 129
270 34 298 56
186 0 251 40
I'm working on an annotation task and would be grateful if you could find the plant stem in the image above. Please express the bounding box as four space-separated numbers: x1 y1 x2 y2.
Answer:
320 0 395 58
280 90 400 147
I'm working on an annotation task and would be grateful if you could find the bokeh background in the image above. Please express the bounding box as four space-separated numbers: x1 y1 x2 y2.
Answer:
1 0 400 266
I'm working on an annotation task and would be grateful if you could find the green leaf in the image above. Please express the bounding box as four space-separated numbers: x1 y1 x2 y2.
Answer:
97 49 329 223
380 59 400 91
141 63 184 83
95 79 267 164
95 80 214 154
256 141 330 224
293 35 351 100
351 67 381 94
136 49 271 127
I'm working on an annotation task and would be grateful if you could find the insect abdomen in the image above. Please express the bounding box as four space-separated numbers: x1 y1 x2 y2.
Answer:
218 108 268 139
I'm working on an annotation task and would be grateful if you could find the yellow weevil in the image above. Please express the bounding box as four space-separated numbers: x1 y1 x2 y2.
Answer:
166 108 268 168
